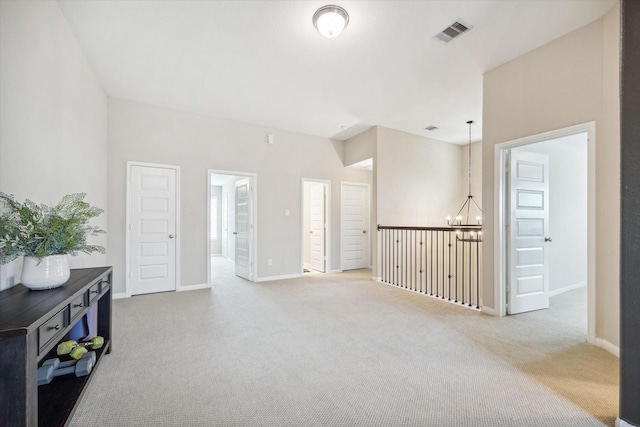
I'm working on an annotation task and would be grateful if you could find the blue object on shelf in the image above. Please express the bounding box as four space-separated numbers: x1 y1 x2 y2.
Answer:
68 306 98 341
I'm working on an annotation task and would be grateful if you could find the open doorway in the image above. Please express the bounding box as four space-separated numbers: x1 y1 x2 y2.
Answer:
302 179 330 274
495 122 595 343
208 170 257 284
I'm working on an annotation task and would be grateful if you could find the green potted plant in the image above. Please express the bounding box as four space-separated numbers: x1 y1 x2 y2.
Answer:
0 192 105 290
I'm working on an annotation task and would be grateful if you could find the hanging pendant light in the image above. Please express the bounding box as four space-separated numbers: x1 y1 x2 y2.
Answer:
447 120 482 228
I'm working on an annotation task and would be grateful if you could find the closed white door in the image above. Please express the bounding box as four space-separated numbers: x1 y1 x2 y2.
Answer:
508 151 550 314
234 178 252 280
310 183 326 272
341 183 370 270
129 165 177 295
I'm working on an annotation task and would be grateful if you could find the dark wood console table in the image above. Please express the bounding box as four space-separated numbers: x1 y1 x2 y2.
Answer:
0 267 113 427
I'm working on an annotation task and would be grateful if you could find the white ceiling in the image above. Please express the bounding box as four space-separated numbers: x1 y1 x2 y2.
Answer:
57 0 617 144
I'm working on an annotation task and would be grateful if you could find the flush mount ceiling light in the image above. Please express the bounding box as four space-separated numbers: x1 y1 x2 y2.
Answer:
313 5 349 38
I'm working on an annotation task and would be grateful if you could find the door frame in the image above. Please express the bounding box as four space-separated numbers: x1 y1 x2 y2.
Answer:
207 169 257 285
494 122 595 344
126 161 181 297
340 181 371 271
301 178 331 273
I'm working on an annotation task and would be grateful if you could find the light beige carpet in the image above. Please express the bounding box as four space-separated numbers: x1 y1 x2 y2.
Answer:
69 259 618 426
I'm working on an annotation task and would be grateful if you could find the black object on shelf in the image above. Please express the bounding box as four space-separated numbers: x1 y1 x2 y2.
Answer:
0 267 113 427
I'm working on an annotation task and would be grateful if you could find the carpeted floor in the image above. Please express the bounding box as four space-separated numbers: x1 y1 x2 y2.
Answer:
69 258 618 426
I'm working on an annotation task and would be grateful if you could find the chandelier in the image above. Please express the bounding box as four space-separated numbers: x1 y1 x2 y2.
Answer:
447 120 482 230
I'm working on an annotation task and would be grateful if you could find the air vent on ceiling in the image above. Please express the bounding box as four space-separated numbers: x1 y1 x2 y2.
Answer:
424 125 438 131
434 21 470 44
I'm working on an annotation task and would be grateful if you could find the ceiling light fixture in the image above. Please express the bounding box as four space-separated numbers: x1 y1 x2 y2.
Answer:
313 5 349 39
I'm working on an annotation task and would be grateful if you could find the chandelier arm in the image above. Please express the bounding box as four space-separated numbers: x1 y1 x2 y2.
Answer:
454 198 471 219
470 196 483 212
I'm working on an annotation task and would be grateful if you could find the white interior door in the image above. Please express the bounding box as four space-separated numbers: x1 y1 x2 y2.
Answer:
341 183 370 271
234 178 252 280
129 164 177 295
310 183 326 272
221 190 228 258
508 150 550 314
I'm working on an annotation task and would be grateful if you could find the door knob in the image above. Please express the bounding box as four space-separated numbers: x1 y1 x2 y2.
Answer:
169 234 175 239
544 237 552 242
309 230 313 234
233 232 238 235
362 230 367 234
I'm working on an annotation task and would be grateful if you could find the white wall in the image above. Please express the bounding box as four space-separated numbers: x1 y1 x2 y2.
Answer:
513 133 588 293
376 126 465 227
345 127 376 167
108 99 371 293
482 4 620 347
0 1 108 290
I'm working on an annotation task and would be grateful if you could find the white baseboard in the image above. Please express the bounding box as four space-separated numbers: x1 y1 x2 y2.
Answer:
481 306 498 316
617 418 638 427
178 283 209 292
255 273 303 282
549 281 587 297
112 292 128 299
595 338 620 357
372 276 381 281
328 269 342 274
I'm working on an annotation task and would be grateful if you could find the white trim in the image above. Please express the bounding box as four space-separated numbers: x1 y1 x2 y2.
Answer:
493 122 597 345
126 161 181 297
494 147 506 316
340 181 371 271
328 269 343 274
549 281 587 297
207 169 258 284
301 178 332 273
481 306 498 316
256 273 303 282
177 283 209 292
617 418 638 427
595 338 620 357
372 276 381 281
112 292 128 300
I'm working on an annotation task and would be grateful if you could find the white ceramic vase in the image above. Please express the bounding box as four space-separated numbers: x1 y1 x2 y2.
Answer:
21 255 71 290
